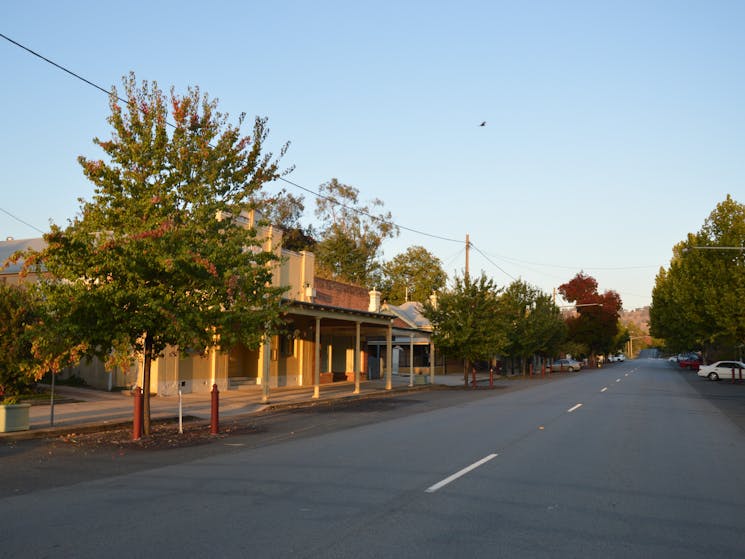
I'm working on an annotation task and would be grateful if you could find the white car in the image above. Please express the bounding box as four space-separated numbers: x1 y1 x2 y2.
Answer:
551 358 582 372
609 353 626 363
697 360 745 381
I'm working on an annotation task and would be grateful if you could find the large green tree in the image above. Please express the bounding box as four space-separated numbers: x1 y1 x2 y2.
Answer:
423 273 506 385
380 245 447 305
500 280 566 373
650 195 745 357
313 178 398 286
255 188 316 253
25 74 288 434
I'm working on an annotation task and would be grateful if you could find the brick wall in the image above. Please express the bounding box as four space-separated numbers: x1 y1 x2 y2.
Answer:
314 277 370 310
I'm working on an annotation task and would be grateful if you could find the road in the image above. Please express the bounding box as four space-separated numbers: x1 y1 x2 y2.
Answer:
1 360 744 558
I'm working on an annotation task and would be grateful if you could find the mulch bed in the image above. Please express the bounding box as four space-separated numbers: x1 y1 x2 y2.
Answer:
53 417 263 450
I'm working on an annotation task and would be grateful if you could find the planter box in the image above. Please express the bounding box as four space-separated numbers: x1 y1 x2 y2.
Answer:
413 375 429 385
0 403 31 432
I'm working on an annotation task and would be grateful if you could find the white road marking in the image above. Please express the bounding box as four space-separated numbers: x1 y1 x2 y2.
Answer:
425 453 498 493
625 373 629 377
616 378 621 382
601 387 608 392
568 403 583 413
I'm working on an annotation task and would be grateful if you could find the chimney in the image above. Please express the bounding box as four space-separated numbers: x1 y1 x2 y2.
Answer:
368 289 381 313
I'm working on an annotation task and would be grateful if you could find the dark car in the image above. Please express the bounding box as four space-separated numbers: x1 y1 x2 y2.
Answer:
678 353 702 371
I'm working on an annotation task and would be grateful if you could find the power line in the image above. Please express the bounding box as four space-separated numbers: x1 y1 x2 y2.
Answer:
469 243 517 281
0 206 45 234
473 245 660 272
0 32 464 246
278 177 462 243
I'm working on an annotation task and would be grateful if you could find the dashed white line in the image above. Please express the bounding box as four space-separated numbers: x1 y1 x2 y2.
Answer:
601 387 608 392
425 453 498 493
567 403 583 413
616 378 621 383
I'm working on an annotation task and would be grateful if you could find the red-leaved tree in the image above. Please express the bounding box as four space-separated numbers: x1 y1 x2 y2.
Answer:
559 272 622 357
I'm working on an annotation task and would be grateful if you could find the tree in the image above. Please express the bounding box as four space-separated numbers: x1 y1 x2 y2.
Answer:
313 178 398 286
423 273 506 385
254 188 316 253
25 74 288 434
380 246 447 305
650 195 745 358
500 280 566 373
559 272 622 358
0 284 39 403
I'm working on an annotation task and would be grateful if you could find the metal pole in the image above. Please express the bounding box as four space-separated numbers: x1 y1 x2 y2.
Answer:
132 386 143 441
210 384 219 434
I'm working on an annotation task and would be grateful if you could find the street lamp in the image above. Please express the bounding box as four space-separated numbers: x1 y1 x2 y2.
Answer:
682 246 745 253
686 246 745 250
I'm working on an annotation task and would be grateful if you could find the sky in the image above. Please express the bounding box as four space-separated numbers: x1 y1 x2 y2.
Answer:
2 1 744 309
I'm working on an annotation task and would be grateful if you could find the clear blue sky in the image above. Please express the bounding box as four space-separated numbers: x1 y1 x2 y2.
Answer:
2 1 744 309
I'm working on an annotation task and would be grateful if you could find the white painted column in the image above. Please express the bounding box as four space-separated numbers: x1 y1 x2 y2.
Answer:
409 334 414 387
430 341 435 385
313 317 321 399
354 321 361 394
261 335 271 404
386 321 393 390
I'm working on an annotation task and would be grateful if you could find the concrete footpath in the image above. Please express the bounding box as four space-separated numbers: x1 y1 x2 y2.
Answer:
1 372 503 441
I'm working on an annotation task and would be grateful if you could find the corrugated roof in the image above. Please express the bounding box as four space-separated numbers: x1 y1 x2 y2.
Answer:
383 301 432 330
0 237 46 274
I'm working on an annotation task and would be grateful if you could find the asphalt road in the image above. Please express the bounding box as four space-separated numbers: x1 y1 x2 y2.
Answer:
1 360 744 558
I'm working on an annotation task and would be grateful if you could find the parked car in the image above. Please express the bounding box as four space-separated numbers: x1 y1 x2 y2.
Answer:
551 358 582 372
609 353 626 362
697 361 745 381
678 353 702 370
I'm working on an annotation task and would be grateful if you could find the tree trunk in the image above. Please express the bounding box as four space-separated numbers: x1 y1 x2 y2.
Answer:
142 332 153 436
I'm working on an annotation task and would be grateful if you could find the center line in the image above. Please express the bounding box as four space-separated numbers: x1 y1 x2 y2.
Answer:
425 453 498 493
568 403 583 413
616 378 621 382
601 387 608 392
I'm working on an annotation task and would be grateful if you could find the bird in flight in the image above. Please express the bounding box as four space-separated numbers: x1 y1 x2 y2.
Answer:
479 121 486 127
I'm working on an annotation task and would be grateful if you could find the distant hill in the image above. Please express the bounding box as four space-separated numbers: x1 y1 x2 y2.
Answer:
620 306 650 334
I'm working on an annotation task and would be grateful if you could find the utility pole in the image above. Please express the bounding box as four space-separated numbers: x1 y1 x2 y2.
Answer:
465 233 470 281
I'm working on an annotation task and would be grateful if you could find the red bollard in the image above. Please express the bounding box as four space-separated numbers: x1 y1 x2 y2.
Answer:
132 386 143 441
541 363 546 377
210 383 219 435
471 368 477 389
489 367 494 389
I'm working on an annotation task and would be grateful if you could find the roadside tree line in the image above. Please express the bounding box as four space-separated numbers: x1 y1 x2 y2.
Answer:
650 195 745 360
424 271 626 380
